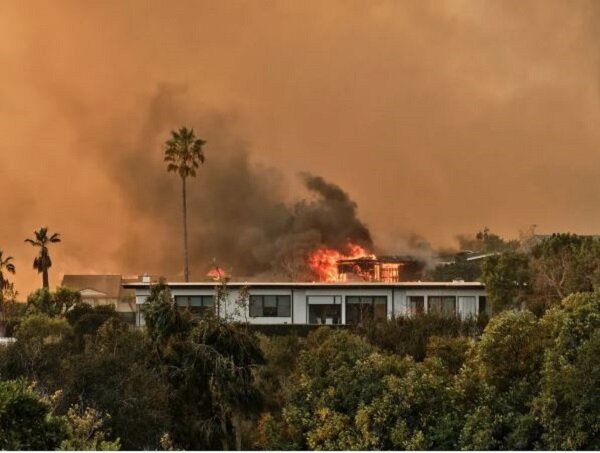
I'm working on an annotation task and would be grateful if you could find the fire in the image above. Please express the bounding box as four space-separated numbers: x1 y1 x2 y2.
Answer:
206 266 226 280
308 242 374 282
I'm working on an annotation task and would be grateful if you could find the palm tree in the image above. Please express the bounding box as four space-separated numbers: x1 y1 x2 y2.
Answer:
25 227 61 289
163 127 206 282
0 251 15 337
0 251 15 293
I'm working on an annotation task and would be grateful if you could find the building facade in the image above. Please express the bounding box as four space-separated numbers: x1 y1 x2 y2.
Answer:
124 281 488 327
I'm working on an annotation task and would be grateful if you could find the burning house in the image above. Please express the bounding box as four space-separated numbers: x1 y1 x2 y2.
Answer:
336 256 425 282
306 242 425 282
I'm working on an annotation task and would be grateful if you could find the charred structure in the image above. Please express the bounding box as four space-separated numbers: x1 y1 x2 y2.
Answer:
336 255 425 282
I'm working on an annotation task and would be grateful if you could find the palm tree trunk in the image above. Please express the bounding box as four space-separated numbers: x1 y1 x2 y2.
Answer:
42 269 49 289
182 176 190 282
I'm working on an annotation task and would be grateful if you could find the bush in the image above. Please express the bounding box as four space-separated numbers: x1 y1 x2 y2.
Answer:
358 314 486 361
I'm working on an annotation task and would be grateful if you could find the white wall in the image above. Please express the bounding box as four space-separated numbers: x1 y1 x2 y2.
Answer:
133 285 487 327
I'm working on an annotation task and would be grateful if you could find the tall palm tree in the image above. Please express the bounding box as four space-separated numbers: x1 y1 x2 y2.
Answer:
0 251 15 293
24 227 61 289
0 251 15 337
163 127 206 282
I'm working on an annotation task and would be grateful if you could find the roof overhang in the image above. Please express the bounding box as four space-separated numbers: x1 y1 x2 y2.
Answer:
123 281 485 290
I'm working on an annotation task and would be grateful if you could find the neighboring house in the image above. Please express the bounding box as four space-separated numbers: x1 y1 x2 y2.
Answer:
124 280 488 327
61 274 137 324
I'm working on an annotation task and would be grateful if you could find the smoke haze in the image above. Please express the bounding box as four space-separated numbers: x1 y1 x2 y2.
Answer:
3 0 600 293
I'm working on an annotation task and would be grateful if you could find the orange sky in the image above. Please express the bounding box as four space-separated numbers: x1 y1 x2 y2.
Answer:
2 0 600 295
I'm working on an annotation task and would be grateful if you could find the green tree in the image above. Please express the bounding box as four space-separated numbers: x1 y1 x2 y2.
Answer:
429 256 482 282
142 280 264 450
142 282 191 349
425 335 472 374
26 287 81 317
481 251 531 312
458 227 520 254
8 314 72 382
359 313 484 362
0 379 68 449
456 310 547 450
163 127 206 282
59 405 121 450
24 226 61 289
354 358 459 450
529 233 600 311
0 250 16 337
534 291 600 449
430 228 520 282
58 319 168 450
0 250 15 293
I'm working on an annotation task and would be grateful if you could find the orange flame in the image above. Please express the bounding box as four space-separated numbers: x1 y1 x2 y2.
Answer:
207 266 226 280
308 242 374 282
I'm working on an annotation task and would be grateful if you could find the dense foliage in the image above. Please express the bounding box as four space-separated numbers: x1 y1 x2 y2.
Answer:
1 233 600 450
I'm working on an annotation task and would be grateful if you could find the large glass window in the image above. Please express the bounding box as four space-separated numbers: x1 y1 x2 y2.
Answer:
407 296 425 317
346 296 387 325
175 295 215 317
309 304 341 325
458 296 477 319
249 295 291 317
427 296 456 317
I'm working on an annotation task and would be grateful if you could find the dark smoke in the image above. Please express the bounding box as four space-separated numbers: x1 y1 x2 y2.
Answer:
105 85 373 280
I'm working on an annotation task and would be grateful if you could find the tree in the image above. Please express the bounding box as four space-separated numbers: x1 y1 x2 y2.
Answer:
0 250 15 292
0 250 16 337
58 319 169 450
430 228 520 282
142 282 191 349
59 405 121 450
534 291 600 449
163 127 206 282
481 251 531 312
456 310 547 450
458 227 520 254
529 234 600 312
0 379 68 449
8 314 72 382
24 227 61 289
26 287 81 317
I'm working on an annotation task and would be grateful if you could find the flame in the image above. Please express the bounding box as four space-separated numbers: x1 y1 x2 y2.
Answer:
206 266 226 280
308 242 374 282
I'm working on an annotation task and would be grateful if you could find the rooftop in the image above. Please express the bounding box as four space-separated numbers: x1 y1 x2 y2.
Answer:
123 280 484 289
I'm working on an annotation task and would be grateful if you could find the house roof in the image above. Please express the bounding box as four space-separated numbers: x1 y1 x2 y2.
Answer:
61 274 123 299
123 280 485 290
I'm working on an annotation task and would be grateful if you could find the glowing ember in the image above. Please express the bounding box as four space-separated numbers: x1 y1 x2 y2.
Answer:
308 242 375 282
206 266 226 280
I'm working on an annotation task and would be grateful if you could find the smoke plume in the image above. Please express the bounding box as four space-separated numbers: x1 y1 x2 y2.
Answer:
101 85 373 280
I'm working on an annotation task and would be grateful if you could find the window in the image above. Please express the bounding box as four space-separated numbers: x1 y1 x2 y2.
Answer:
458 296 477 319
175 295 214 317
249 295 291 317
407 296 424 316
346 296 387 325
428 296 456 317
307 296 341 325
479 296 491 316
309 304 341 325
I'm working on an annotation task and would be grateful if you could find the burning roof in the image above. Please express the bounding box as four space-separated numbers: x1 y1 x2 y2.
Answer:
307 242 425 283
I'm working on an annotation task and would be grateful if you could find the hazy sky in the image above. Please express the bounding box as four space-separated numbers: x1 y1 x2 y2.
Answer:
2 0 600 294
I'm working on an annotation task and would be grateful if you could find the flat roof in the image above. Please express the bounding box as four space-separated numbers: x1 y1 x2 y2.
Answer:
123 281 485 290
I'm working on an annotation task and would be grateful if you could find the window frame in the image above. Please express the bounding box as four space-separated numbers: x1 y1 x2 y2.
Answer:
249 295 291 318
345 295 388 325
174 295 215 316
427 295 457 317
407 295 425 316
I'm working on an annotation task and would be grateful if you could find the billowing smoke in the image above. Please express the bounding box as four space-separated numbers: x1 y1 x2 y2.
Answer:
104 85 372 281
